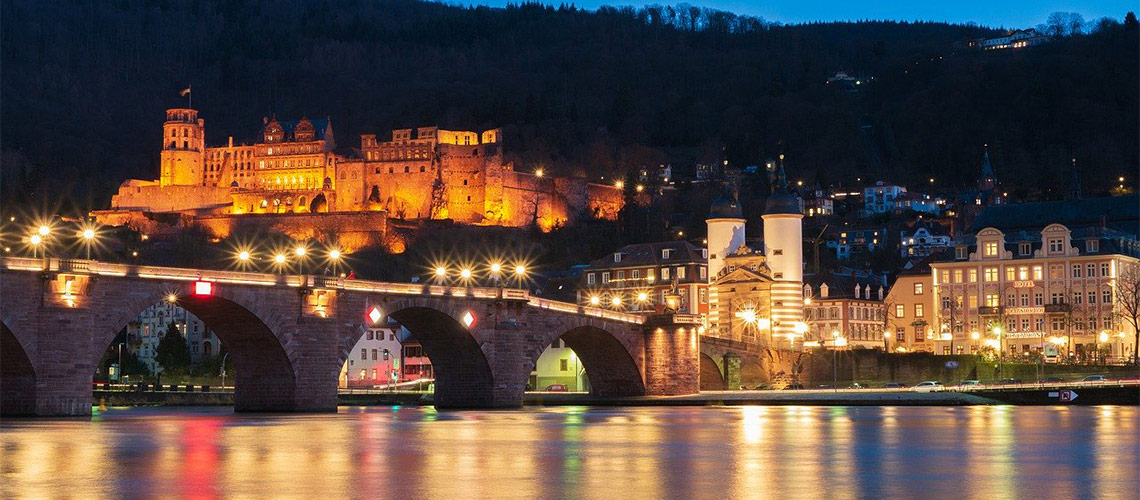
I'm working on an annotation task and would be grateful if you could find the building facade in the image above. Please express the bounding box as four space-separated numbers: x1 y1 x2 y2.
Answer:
125 302 220 374
884 266 937 353
578 241 709 315
931 197 1140 362
803 277 888 350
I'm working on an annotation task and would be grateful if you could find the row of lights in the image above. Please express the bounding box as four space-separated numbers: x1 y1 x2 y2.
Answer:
431 262 528 283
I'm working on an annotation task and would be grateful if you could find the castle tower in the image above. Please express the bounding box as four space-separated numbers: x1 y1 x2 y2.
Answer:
978 144 996 192
705 184 746 282
761 156 804 345
1067 155 1083 201
159 108 206 187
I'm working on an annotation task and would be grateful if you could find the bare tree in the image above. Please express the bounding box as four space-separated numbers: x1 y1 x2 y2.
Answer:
1114 263 1140 366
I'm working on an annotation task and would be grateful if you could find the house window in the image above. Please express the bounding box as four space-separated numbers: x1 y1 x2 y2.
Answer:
616 270 625 280
914 283 924 295
915 304 924 317
984 294 999 307
915 327 925 342
1005 266 1016 281
361 349 367 360
1087 264 1096 278
587 273 595 285
632 270 640 280
969 295 978 309
601 272 610 284
896 328 905 341
895 304 905 318
984 267 998 282
372 349 378 360
1034 292 1043 306
956 247 968 259
941 270 951 283
1019 243 1031 255
1100 263 1110 277
1088 291 1096 304
1072 292 1082 305
676 267 686 279
1072 265 1082 278
661 268 671 280
699 266 707 280
661 249 672 259
983 242 998 257
1103 289 1112 304
1048 238 1064 254
1032 266 1043 280
968 269 977 282
941 296 951 309
560 359 568 371
1086 240 1099 253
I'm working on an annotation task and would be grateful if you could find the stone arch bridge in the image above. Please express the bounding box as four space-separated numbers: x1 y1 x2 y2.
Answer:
1 257 699 416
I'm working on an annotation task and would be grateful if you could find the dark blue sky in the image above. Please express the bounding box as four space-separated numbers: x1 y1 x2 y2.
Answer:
473 1 1133 29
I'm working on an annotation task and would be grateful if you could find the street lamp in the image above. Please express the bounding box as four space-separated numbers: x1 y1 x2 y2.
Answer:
434 266 448 284
80 227 97 260
993 325 1004 379
28 234 42 259
589 295 600 306
883 330 891 352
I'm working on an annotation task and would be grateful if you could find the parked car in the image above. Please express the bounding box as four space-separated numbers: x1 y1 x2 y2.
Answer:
996 378 1023 385
957 380 982 387
1081 375 1107 382
914 381 945 392
881 382 906 389
849 382 865 389
1037 377 1065 383
543 384 568 392
781 383 805 390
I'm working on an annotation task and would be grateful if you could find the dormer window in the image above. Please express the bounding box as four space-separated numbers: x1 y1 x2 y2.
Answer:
614 253 622 263
701 249 708 259
955 247 968 260
983 242 998 257
1019 243 1031 256
661 249 672 259
1086 240 1099 253
1048 238 1063 254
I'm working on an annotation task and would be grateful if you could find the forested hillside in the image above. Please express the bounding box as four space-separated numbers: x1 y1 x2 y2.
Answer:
1 0 1136 212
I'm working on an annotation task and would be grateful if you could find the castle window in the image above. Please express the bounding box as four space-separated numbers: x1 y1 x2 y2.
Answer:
404 166 410 173
467 196 471 202
420 166 426 173
389 167 394 174
463 179 468 186
375 167 381 174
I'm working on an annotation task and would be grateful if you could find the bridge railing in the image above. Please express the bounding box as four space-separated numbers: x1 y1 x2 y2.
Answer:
2 256 646 324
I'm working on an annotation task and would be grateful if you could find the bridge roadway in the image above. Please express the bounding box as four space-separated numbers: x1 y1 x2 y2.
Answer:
1 257 701 416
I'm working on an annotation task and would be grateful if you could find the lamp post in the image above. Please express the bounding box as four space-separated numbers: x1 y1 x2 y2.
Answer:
883 330 890 352
993 325 1004 379
81 227 96 260
220 352 230 389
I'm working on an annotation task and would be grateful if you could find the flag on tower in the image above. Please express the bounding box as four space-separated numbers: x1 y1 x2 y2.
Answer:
180 86 191 97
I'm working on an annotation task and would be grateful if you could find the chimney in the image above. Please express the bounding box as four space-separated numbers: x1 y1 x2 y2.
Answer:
878 286 884 300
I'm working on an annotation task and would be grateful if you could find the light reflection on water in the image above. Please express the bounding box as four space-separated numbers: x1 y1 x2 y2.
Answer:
2 405 1137 499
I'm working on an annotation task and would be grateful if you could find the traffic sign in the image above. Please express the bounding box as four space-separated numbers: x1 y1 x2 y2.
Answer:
1059 390 1079 403
945 361 959 369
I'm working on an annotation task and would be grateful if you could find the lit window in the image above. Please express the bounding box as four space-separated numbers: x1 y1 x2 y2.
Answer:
914 283 923 295
984 267 998 282
983 242 998 257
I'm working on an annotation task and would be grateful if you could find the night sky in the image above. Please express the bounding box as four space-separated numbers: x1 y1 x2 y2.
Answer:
474 0 1133 29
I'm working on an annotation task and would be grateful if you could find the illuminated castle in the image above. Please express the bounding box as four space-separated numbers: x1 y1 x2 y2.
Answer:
103 107 622 231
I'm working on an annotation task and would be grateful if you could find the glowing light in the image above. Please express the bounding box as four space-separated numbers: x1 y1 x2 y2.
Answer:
238 251 251 261
368 306 383 324
435 267 447 277
615 181 624 189
193 281 213 296
37 225 50 236
834 337 848 347
535 168 544 177
329 249 341 260
462 311 476 328
611 296 622 307
294 246 307 257
637 292 649 302
1099 331 1109 342
736 309 758 324
81 229 95 240
636 184 644 192
29 235 42 245
589 295 600 305
971 331 980 340
490 262 502 273
1050 336 1067 346
803 297 812 305
793 322 808 334
883 330 891 338
274 254 287 264
166 293 178 303
460 268 472 279
514 265 526 276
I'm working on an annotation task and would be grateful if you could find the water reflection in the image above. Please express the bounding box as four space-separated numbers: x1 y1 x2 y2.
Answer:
2 406 1137 499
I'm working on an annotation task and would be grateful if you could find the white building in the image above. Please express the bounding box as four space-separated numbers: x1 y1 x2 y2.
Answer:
529 338 588 391
862 182 907 215
900 223 953 258
125 302 220 374
341 323 405 388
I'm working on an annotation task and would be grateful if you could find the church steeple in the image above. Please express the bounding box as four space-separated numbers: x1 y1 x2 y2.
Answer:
978 144 996 192
1067 155 1083 200
774 153 789 193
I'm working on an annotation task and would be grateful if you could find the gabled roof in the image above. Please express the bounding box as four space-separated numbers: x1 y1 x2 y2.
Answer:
585 241 706 270
714 266 772 285
264 117 332 142
968 195 1139 234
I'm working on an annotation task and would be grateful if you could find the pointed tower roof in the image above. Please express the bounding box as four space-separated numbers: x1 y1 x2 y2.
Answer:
1068 155 1083 200
708 181 743 219
978 144 997 191
765 153 801 215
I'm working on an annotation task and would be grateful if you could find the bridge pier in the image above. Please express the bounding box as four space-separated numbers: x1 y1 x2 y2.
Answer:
643 314 702 396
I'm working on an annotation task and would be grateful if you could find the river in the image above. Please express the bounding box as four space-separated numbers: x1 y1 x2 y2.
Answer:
2 405 1137 499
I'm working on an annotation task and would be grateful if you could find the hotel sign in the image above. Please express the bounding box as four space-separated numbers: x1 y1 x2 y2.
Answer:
1006 307 1044 315
1013 281 1036 288
1005 331 1044 339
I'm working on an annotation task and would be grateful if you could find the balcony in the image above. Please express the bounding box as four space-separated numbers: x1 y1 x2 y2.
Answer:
1044 303 1071 314
978 306 1003 316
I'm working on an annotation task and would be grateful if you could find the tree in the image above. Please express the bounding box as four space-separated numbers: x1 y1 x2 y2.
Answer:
1114 264 1140 366
155 322 192 374
1125 12 1139 30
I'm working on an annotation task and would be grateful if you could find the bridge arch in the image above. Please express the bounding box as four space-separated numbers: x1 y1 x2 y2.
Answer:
349 297 495 408
529 318 646 398
700 352 724 391
95 284 298 412
1 321 36 415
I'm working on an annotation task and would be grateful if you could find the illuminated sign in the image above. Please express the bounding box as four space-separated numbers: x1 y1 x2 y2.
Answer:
462 311 476 328
1006 307 1044 315
368 306 383 324
1013 281 1036 288
1005 331 1044 339
193 281 213 296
